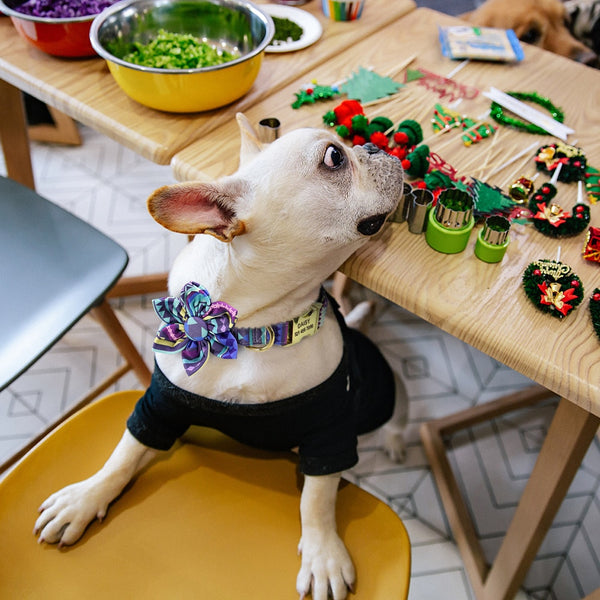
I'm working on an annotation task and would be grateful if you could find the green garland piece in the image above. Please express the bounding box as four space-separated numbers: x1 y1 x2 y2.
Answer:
528 183 590 237
490 91 565 135
522 260 584 319
591 289 600 341
292 85 339 109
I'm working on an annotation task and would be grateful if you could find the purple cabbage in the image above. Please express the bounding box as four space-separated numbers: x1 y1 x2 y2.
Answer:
14 0 117 18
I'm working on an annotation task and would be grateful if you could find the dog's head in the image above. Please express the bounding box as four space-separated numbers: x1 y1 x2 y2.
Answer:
463 0 598 66
148 114 403 273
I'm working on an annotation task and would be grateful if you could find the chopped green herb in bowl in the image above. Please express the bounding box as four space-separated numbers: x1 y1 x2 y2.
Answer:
120 30 239 69
271 16 303 45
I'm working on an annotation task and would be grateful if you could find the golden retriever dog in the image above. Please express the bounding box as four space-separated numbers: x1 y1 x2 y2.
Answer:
462 0 599 66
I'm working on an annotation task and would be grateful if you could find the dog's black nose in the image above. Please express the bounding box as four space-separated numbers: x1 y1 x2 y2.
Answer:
362 143 381 155
358 214 388 236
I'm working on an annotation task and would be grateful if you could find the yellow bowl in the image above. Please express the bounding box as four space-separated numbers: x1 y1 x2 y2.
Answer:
90 0 274 113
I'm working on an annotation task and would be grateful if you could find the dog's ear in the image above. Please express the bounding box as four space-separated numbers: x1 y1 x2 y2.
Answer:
147 180 247 242
236 112 263 166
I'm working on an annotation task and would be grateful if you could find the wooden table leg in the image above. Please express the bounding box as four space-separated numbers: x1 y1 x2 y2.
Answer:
482 398 599 600
0 79 35 189
421 389 600 600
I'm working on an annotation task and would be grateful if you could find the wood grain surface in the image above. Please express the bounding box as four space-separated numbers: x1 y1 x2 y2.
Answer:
0 0 415 164
173 8 600 414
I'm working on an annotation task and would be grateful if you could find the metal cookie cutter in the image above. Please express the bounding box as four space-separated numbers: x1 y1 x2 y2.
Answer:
257 118 281 143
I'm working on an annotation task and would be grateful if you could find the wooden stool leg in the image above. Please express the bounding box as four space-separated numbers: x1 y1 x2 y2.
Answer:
91 299 152 388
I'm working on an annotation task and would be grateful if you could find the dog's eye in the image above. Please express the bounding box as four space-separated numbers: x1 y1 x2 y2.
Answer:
520 26 541 44
323 145 344 169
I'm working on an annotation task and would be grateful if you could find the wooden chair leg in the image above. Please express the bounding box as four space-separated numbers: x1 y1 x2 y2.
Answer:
27 105 82 146
90 299 152 388
331 271 353 315
0 80 35 190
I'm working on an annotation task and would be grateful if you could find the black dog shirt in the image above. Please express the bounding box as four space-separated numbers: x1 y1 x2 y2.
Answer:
127 301 395 476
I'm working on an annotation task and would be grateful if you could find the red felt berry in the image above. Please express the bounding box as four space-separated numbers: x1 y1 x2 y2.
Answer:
571 280 580 288
574 161 581 167
370 131 389 149
576 205 585 212
533 269 541 276
534 194 543 201
542 186 551 194
393 131 409 145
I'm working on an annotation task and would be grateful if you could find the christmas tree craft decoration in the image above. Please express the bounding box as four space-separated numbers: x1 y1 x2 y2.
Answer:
341 66 403 104
467 179 516 220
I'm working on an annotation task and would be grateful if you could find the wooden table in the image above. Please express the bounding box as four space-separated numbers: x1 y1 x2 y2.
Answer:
0 0 415 189
172 8 600 600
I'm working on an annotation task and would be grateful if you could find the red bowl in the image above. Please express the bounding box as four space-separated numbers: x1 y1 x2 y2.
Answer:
0 1 96 57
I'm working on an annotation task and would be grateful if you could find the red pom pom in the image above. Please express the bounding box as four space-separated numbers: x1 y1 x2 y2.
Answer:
533 269 541 276
333 99 364 123
542 186 551 194
306 88 313 95
370 131 389 149
393 131 409 145
352 135 366 146
416 181 427 189
575 205 585 213
401 159 411 170
571 280 580 288
593 292 600 302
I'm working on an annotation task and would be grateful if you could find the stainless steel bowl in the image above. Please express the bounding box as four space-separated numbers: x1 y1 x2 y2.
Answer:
90 0 274 112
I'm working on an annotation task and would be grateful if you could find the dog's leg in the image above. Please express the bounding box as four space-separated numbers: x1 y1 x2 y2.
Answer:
296 473 355 600
382 372 409 462
34 430 158 547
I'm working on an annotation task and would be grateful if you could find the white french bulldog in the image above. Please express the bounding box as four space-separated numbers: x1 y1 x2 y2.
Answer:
34 114 408 600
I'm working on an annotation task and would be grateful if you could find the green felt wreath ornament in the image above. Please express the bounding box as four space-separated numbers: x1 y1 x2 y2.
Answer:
528 183 590 237
522 260 584 319
591 289 600 341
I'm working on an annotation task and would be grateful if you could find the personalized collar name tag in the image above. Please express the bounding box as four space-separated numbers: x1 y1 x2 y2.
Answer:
290 301 324 345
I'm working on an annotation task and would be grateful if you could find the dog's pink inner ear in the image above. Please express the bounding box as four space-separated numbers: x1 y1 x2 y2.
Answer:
147 184 244 241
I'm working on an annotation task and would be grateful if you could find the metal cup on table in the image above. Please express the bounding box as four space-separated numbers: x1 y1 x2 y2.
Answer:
407 188 433 234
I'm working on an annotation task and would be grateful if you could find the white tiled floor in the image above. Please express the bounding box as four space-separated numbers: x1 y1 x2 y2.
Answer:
1 124 599 599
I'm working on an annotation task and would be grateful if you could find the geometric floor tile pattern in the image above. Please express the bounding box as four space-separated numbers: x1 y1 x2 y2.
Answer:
1 123 598 600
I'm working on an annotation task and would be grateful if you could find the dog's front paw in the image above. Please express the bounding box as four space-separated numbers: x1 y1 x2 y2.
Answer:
33 476 116 547
296 530 355 600
382 422 407 463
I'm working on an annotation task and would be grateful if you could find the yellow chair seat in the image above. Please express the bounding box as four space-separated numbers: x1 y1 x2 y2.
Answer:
0 391 410 599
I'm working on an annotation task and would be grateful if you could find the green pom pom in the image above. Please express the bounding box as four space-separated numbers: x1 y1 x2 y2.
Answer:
396 119 423 146
336 125 350 138
351 114 368 135
323 111 337 127
406 144 430 178
424 170 453 190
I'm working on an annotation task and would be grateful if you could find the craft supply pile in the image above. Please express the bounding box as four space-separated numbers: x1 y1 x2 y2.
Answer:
288 47 599 340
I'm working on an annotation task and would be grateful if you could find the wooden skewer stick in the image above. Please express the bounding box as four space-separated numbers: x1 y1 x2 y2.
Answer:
485 141 539 178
